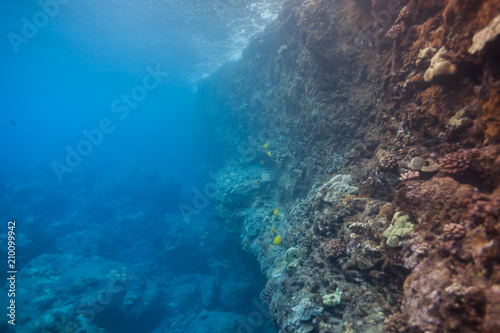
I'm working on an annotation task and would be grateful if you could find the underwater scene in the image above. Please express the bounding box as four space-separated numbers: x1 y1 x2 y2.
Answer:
1 0 500 332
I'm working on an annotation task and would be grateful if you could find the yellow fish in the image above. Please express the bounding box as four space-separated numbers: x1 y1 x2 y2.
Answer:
255 180 259 186
273 235 281 245
260 160 265 165
273 208 279 216
267 151 272 157
270 227 276 233
263 143 269 149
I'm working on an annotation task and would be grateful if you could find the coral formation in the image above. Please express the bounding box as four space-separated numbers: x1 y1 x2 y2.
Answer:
423 47 457 82
399 170 419 182
382 313 409 333
379 153 398 171
318 174 359 203
324 238 345 260
282 247 306 270
439 150 472 175
385 23 403 40
383 212 414 247
321 288 342 307
441 223 466 241
260 286 275 304
416 47 437 64
469 14 500 54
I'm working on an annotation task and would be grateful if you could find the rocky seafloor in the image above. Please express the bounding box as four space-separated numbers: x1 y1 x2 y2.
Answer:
0 165 276 333
197 0 500 332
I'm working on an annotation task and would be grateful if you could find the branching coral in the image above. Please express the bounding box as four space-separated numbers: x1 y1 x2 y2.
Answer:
380 153 398 171
439 151 471 175
399 170 419 182
260 286 275 303
441 223 466 241
385 23 404 40
324 238 345 259
383 312 409 333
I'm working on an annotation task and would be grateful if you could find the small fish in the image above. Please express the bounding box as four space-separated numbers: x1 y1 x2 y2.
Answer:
255 180 259 186
9 119 16 126
267 151 272 157
273 235 281 245
260 160 265 165
263 142 269 149
273 208 279 216
270 227 276 233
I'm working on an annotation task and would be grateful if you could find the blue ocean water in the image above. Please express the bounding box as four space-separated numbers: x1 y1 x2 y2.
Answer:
0 1 281 332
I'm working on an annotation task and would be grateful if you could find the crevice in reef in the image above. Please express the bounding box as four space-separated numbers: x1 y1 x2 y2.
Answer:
198 0 500 332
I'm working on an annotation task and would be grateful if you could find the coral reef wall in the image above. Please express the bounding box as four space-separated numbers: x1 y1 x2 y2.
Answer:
197 0 500 332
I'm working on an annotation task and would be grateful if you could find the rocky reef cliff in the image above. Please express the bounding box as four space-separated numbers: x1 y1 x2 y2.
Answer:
197 0 500 332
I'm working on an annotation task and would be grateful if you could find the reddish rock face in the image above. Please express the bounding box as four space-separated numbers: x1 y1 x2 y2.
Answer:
199 0 500 331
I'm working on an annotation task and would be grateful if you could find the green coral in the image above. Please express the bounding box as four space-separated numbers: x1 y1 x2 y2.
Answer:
383 212 414 247
282 247 306 270
322 288 342 307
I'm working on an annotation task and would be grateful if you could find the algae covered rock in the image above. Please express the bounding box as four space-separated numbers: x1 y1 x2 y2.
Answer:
292 298 323 322
383 212 414 247
15 254 160 333
215 165 276 208
186 310 245 333
219 282 255 311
